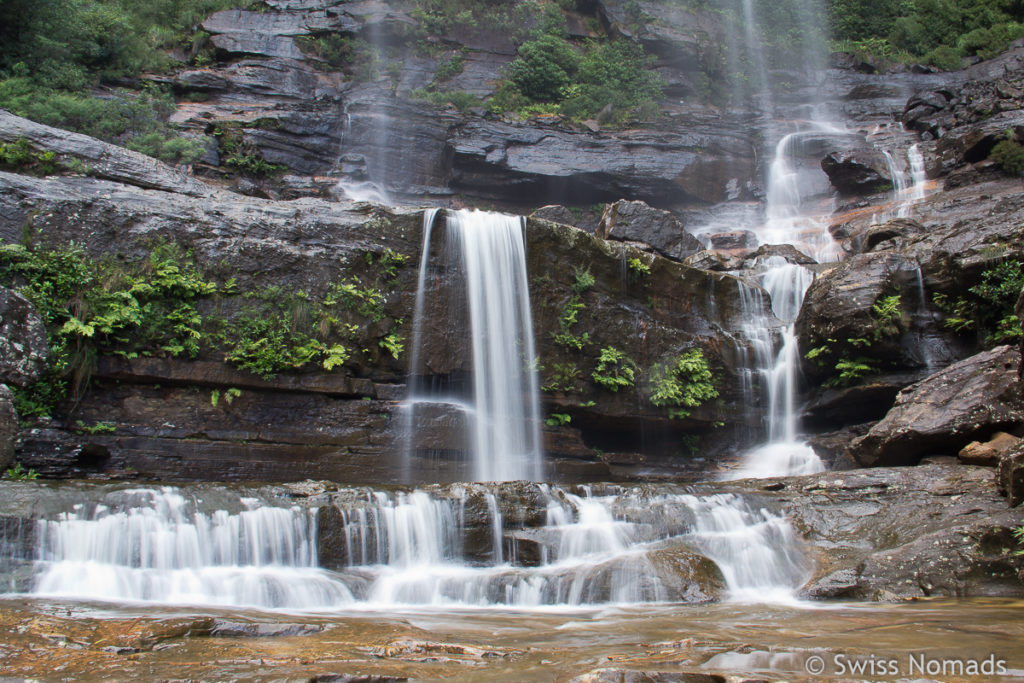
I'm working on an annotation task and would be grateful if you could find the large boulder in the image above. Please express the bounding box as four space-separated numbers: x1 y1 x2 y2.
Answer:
820 150 894 196
0 288 48 388
795 251 926 383
847 346 1024 467
595 200 703 259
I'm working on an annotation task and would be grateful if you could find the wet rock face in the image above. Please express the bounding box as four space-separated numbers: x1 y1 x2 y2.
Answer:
903 46 1024 141
0 385 16 472
0 288 48 389
847 346 1024 467
820 150 894 196
782 464 1024 600
998 440 1024 506
449 118 756 209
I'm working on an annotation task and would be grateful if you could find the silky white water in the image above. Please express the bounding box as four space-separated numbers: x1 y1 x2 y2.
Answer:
11 484 810 609
404 209 544 483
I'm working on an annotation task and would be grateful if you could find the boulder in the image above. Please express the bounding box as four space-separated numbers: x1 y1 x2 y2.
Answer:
847 346 1024 467
795 251 923 381
820 150 894 196
958 431 1020 467
645 542 726 603
0 288 48 388
596 200 703 260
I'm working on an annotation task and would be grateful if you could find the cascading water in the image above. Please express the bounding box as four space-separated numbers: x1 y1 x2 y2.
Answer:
726 258 824 480
6 484 811 609
404 209 544 483
29 488 353 609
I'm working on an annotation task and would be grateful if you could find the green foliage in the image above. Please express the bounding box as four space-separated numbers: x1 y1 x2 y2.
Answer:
210 387 241 408
0 138 61 175
934 259 1024 344
491 26 664 125
295 33 354 70
989 138 1024 175
3 463 39 480
434 51 466 82
213 125 286 177
379 332 404 360
871 294 903 340
541 361 583 393
223 308 326 379
826 357 877 387
545 412 572 427
75 420 116 434
410 89 482 113
332 278 386 321
649 349 719 419
0 63 208 163
592 346 636 392
828 0 1024 66
571 267 595 294
0 239 217 416
126 132 204 165
1014 525 1024 556
508 33 581 102
627 257 651 279
553 295 590 350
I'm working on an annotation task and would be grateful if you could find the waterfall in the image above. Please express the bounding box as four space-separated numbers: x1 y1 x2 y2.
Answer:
10 484 810 609
726 258 824 480
404 209 544 483
30 488 354 609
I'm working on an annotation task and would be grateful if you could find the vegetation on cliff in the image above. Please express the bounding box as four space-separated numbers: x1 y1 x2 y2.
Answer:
829 0 1024 68
0 236 408 419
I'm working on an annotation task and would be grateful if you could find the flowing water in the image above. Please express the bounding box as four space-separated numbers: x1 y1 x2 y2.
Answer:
404 209 544 483
0 483 810 611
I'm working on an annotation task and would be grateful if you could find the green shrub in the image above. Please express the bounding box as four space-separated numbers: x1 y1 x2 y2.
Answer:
923 45 963 70
545 412 571 427
989 138 1024 175
592 346 636 392
3 463 38 480
507 33 581 102
0 239 217 416
410 89 482 113
871 294 902 340
933 258 1024 344
648 349 719 419
492 28 664 125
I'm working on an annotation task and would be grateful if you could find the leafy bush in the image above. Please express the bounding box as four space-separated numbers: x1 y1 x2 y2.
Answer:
0 239 217 416
508 33 581 102
933 258 1024 344
592 346 636 392
871 294 903 340
491 27 664 125
410 89 482 113
989 138 1024 175
924 45 964 70
648 349 719 419
829 0 1024 66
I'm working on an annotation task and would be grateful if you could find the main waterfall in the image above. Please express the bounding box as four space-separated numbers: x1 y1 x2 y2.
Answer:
404 209 544 483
